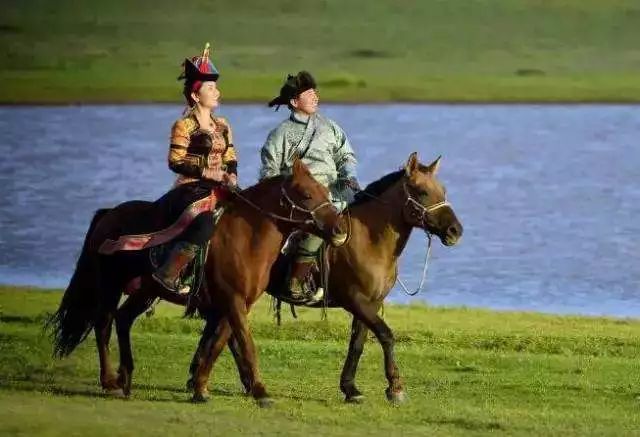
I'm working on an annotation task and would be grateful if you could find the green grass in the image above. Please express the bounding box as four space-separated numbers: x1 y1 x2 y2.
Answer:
1 0 640 103
1 286 640 436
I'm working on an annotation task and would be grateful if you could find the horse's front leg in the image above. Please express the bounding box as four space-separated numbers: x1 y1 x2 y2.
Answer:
340 316 369 403
227 332 251 394
226 295 272 407
347 295 405 404
188 311 231 402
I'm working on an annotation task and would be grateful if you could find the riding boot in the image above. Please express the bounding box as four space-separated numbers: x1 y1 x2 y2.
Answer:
152 241 199 293
288 259 315 301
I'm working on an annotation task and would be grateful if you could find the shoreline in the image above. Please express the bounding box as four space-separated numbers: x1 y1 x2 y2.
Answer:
2 99 640 107
3 284 637 322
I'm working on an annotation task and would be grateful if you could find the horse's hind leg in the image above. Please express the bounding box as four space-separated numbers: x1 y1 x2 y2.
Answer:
114 288 156 397
95 309 118 391
188 311 231 402
95 286 121 392
340 316 369 403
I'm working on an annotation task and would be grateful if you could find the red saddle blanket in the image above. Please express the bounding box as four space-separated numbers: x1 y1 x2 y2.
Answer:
91 183 227 255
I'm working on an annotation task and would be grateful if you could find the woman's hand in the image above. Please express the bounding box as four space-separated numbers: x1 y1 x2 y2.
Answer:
202 168 224 181
223 172 237 187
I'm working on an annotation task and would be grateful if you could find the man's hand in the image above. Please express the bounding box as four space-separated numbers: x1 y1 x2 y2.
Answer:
343 177 361 192
223 172 240 192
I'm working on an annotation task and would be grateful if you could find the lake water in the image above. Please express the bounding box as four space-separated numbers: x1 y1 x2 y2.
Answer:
0 104 638 317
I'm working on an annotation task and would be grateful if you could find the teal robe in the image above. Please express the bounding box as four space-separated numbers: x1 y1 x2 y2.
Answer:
259 111 358 210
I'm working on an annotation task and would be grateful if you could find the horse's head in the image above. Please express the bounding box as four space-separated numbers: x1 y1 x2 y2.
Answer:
402 152 463 246
283 158 347 247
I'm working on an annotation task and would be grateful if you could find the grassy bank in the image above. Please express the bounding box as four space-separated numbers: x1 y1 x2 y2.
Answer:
0 287 639 435
2 0 640 103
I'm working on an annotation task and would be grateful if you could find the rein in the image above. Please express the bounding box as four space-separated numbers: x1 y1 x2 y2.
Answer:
396 232 432 296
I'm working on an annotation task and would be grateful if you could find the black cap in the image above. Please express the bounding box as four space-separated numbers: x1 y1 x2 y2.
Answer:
268 71 316 108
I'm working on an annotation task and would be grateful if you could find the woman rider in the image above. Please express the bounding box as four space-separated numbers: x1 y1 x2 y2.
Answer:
152 43 238 292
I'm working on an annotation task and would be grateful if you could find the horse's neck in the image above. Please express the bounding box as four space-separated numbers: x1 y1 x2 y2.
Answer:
229 184 292 248
350 182 412 261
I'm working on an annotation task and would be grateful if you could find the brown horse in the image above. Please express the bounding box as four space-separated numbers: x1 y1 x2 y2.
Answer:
47 159 347 398
191 152 463 404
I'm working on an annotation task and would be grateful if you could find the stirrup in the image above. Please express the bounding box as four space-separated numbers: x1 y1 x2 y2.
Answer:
151 272 179 293
288 280 307 302
308 287 324 303
152 273 192 295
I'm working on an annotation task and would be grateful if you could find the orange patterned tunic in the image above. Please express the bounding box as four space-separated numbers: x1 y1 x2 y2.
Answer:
169 112 238 185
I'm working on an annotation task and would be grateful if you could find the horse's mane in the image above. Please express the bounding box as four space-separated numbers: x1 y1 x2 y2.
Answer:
240 170 406 206
239 175 286 196
350 170 405 207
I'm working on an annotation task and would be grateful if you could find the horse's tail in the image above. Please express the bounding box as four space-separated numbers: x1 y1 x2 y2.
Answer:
46 208 110 358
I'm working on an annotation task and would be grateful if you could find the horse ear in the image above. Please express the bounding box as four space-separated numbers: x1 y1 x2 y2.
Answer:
426 155 442 175
292 157 307 178
292 157 302 177
404 152 419 176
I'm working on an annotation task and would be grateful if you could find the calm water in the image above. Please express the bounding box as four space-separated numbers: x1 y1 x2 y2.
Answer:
0 104 638 316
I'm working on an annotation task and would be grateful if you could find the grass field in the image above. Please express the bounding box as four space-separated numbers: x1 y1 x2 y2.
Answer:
0 286 639 436
2 0 640 103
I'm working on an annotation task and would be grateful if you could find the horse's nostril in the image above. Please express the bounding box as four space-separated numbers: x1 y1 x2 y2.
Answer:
448 225 459 237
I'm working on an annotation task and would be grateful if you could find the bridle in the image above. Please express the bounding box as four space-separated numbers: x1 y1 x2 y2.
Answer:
402 181 451 229
279 184 334 225
231 180 334 227
348 179 452 297
397 181 452 295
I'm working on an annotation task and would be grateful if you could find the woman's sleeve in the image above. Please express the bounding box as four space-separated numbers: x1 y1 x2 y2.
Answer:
168 119 204 178
219 118 238 176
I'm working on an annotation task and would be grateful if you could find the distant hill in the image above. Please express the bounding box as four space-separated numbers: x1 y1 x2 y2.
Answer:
2 0 639 103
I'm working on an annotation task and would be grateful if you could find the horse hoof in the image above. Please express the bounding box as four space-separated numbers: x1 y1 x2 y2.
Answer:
104 388 125 398
101 375 121 391
191 392 209 403
256 397 274 408
345 394 365 404
386 388 407 405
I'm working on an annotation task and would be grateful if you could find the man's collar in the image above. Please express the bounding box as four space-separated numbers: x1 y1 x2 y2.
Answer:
290 111 312 125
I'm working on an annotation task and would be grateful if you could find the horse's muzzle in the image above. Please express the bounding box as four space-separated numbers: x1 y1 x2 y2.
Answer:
330 226 348 247
442 222 463 246
317 208 348 247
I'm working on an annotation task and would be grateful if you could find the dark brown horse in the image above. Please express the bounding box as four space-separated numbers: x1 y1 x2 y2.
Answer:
191 152 462 404
47 159 347 399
